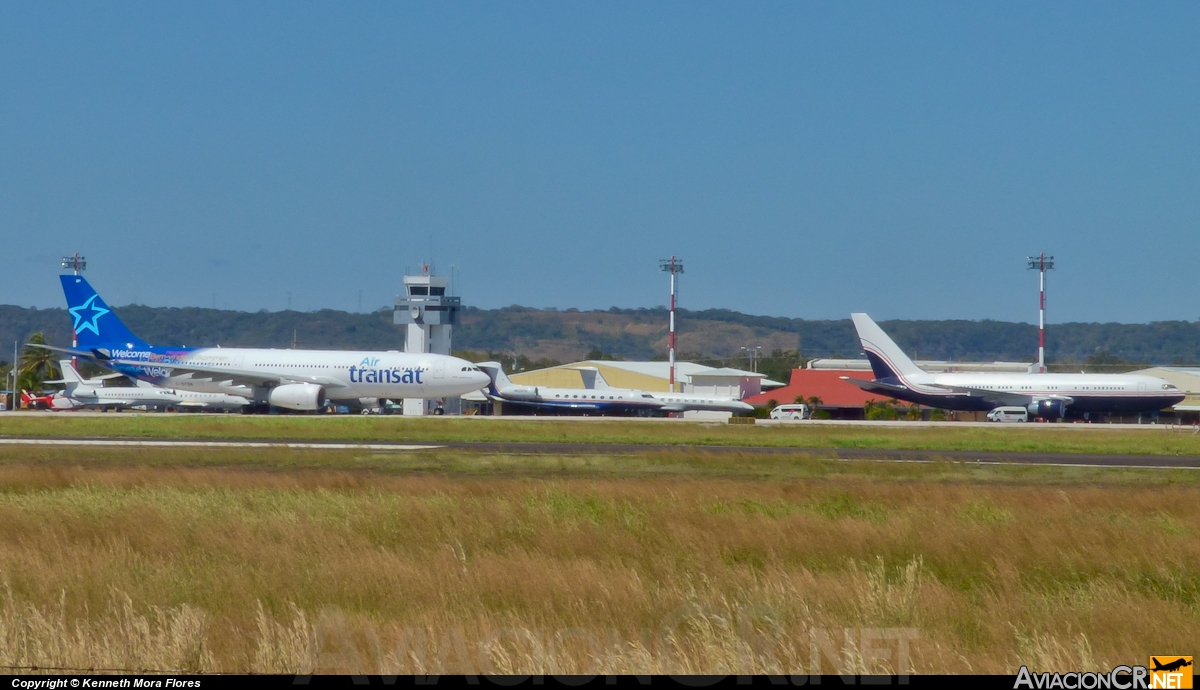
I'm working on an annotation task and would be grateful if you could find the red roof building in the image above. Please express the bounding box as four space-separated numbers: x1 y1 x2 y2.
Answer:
745 369 890 418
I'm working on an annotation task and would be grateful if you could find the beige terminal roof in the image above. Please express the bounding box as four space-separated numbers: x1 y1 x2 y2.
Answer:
509 360 785 394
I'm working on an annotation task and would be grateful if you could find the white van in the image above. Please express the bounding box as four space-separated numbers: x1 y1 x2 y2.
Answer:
986 406 1028 423
770 404 810 420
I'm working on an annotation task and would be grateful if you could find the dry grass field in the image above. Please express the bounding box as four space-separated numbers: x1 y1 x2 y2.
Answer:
0 444 1196 675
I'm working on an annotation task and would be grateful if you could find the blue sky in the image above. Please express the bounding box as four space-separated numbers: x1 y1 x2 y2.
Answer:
2 3 1198 322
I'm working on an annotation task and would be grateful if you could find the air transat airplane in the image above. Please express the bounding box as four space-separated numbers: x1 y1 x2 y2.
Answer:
842 313 1185 418
45 275 490 413
477 362 665 415
574 367 755 414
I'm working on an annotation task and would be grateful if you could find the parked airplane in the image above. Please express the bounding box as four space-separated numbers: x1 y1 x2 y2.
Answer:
573 367 755 414
477 362 665 415
39 275 491 413
20 390 61 410
43 360 182 411
27 362 251 412
131 378 251 412
842 313 1185 418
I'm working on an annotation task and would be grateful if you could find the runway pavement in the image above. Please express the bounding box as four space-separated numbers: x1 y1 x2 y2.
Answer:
2 436 1199 470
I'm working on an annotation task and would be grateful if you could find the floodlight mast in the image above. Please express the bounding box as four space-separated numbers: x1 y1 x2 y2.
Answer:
659 257 684 392
60 254 86 361
9 341 16 412
1026 253 1055 373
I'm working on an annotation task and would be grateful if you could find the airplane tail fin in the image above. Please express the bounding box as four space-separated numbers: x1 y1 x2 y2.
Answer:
60 275 150 350
56 360 84 385
573 367 612 390
475 362 511 396
850 313 925 383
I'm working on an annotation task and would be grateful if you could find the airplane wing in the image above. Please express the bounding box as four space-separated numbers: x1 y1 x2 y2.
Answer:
543 402 603 410
24 343 95 358
938 385 1034 407
103 358 350 390
839 377 918 396
941 385 1075 409
841 376 1039 407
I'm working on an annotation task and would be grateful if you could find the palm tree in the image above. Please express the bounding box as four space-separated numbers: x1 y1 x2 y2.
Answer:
19 333 59 393
794 394 824 413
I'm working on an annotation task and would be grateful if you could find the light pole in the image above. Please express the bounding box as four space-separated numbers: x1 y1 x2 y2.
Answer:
740 346 762 373
659 257 684 392
8 341 16 411
60 254 86 351
60 254 86 370
1026 254 1055 373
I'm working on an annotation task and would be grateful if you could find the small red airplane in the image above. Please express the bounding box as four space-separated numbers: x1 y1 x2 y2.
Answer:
20 390 75 411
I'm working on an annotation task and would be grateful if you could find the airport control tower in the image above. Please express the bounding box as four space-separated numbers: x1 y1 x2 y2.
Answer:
394 268 461 415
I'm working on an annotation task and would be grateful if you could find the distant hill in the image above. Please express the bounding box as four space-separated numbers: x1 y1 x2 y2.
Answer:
3 303 1199 369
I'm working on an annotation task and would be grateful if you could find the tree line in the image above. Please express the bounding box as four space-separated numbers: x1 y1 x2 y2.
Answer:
3 303 1198 375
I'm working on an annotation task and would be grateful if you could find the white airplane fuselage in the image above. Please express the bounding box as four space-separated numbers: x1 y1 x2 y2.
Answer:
54 385 181 410
117 347 488 404
489 382 665 411
477 362 664 413
646 392 755 413
896 371 1182 413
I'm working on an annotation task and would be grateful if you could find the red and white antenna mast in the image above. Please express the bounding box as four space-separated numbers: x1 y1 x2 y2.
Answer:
659 257 684 392
1026 253 1055 373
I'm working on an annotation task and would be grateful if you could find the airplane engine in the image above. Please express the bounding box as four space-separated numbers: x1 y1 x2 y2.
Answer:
500 386 539 401
268 383 327 411
1028 399 1066 419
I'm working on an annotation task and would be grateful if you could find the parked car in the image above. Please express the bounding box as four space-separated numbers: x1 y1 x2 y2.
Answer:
986 406 1028 423
770 404 810 420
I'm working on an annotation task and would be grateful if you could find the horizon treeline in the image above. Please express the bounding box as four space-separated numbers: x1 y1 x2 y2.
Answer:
1 303 1198 369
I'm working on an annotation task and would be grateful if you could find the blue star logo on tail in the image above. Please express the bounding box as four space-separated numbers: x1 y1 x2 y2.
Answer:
69 295 110 337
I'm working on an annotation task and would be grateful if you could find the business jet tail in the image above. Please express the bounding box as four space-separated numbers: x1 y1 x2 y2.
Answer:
574 367 612 390
850 313 926 383
476 362 512 395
